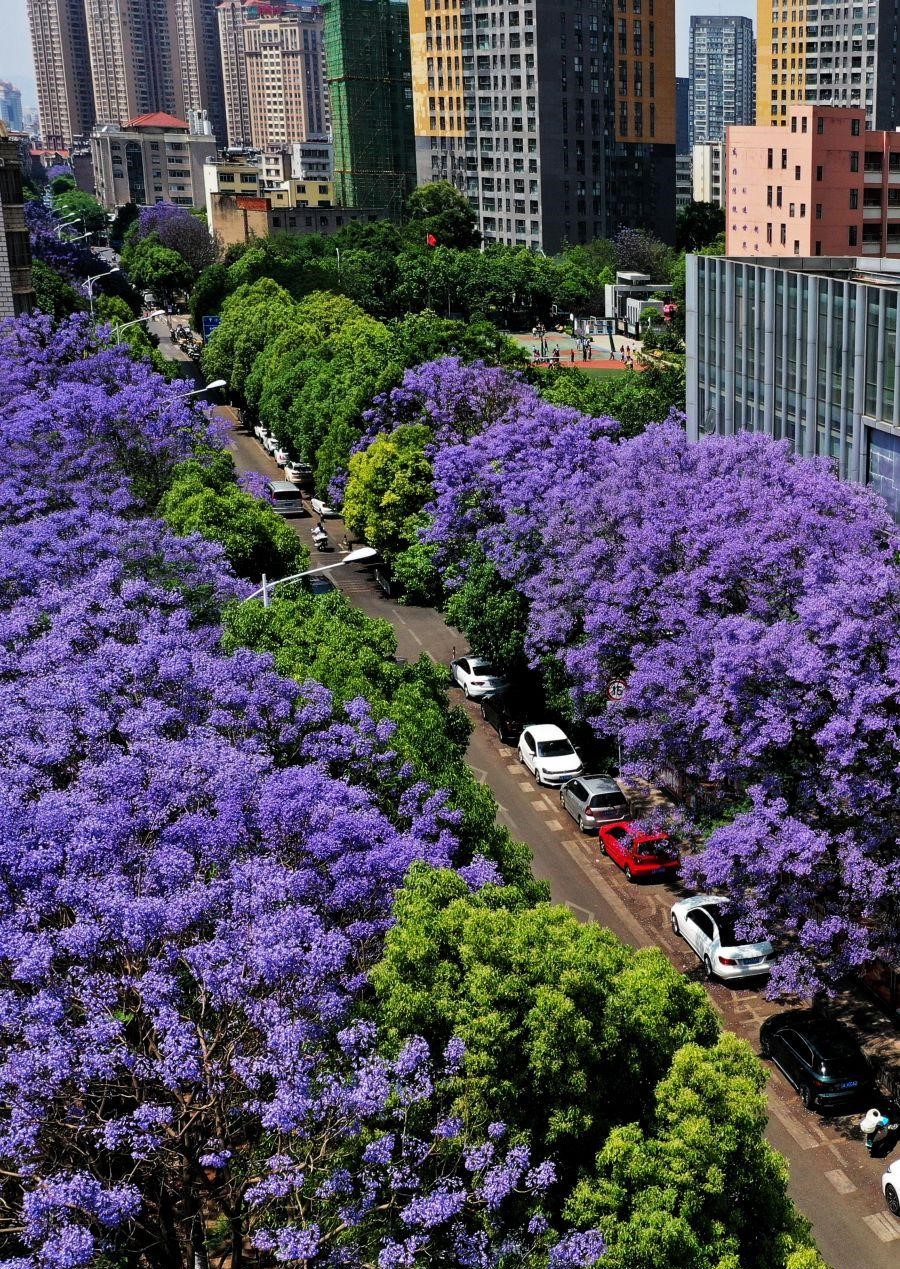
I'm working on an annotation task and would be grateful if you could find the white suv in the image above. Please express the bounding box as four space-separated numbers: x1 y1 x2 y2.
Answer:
518 724 583 786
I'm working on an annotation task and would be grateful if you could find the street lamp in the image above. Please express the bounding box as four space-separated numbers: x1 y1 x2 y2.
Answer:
112 310 165 341
247 547 378 609
85 267 120 317
179 379 227 399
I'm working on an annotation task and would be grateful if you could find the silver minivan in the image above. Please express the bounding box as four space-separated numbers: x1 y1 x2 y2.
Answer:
267 479 304 515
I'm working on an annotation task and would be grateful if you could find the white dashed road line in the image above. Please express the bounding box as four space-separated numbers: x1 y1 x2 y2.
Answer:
863 1214 900 1242
824 1169 857 1195
767 1095 823 1151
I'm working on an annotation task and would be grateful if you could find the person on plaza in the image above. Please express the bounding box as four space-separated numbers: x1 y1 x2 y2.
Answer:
551 345 560 365
569 348 576 364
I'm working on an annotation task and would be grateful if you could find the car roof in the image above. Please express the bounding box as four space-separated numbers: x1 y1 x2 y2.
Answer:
771 1011 859 1051
267 480 300 492
526 723 569 740
581 776 623 793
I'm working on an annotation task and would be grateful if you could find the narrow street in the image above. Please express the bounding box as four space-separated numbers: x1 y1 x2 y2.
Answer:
208 379 900 1268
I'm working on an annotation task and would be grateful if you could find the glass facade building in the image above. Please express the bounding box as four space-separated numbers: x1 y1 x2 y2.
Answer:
686 253 900 518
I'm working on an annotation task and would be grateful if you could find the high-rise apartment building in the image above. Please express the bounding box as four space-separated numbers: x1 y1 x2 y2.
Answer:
0 84 24 134
217 1 328 151
676 75 689 153
0 123 34 317
688 15 754 147
408 0 676 252
83 0 225 137
26 0 96 148
323 0 416 217
757 0 900 129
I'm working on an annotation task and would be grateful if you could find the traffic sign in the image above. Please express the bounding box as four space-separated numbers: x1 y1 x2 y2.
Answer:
606 678 627 702
201 314 221 341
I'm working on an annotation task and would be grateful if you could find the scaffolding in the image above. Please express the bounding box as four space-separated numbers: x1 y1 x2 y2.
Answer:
322 0 416 218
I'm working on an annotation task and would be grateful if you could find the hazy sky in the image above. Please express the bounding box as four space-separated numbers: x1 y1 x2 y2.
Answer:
2 0 757 110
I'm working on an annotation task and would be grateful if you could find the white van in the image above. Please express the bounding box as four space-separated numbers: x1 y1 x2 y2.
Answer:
267 479 304 515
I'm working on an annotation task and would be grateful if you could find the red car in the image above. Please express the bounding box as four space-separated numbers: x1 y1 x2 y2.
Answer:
598 821 680 882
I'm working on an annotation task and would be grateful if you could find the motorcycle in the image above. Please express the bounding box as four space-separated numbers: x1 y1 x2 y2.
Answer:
312 524 330 553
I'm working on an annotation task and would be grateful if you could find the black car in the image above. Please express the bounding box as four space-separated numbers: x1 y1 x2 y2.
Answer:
480 689 532 744
759 1011 873 1111
305 574 336 596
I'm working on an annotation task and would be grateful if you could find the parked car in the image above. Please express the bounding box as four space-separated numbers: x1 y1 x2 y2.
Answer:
304 573 337 596
450 656 509 699
759 1011 874 1111
263 434 280 455
560 777 630 833
518 723 583 786
670 895 774 981
882 1158 900 1216
311 496 337 518
254 424 269 442
285 460 313 486
598 820 680 881
480 688 532 743
274 446 290 466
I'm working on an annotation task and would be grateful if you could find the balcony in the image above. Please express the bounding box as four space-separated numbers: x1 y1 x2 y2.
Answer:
861 241 883 253
864 170 883 183
863 205 883 219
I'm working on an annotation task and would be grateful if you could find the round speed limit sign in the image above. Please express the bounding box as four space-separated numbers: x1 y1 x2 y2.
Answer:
606 678 627 702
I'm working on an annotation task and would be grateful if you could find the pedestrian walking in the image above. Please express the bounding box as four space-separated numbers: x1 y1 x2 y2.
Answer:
569 348 576 364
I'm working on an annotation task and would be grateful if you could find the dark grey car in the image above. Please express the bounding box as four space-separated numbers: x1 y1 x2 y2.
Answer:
560 775 630 832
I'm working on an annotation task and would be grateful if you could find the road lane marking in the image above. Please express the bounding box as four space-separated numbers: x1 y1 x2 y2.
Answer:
517 780 532 791
767 1096 822 1151
546 818 564 831
409 629 423 646
862 1214 900 1242
565 900 597 922
824 1169 856 1195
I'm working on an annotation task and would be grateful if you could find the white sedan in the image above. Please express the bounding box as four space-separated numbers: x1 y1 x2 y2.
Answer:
263 434 280 455
285 461 312 485
450 656 509 699
517 723 583 786
670 895 773 981
274 446 289 466
883 1158 900 1217
254 423 268 441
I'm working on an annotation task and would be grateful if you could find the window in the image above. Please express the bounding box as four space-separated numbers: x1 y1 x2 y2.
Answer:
780 223 787 244
791 115 797 132
816 203 822 219
850 187 859 208
767 185 773 206
815 240 822 254
795 164 801 180
767 222 773 243
781 147 788 168
777 186 783 207
801 116 808 133
816 164 823 181
851 117 861 135
817 115 824 133
767 147 773 169
789 202 795 216
800 203 806 217
850 151 859 171
794 240 800 254
849 225 858 245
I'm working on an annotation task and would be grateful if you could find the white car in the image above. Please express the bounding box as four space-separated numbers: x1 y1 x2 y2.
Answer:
450 656 509 699
254 423 269 441
670 895 774 981
882 1158 900 1217
274 446 289 466
285 460 312 485
263 434 280 455
518 723 583 786
310 497 337 518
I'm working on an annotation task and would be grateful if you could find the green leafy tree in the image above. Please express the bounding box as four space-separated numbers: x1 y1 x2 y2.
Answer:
540 362 685 436
343 424 434 557
121 236 194 304
372 867 719 1172
30 258 85 319
202 278 297 400
49 173 76 196
445 548 529 673
405 180 481 249
159 455 307 581
189 262 231 328
565 1033 828 1269
53 188 107 234
676 201 726 252
109 202 139 247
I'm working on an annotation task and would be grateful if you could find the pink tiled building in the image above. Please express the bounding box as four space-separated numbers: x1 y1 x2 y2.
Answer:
725 104 900 259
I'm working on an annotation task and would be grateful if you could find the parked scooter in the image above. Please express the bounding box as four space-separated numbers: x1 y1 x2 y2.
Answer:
312 523 330 552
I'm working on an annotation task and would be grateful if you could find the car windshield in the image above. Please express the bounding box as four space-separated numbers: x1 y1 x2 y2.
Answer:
538 739 575 758
589 792 624 809
472 663 500 677
818 1050 866 1078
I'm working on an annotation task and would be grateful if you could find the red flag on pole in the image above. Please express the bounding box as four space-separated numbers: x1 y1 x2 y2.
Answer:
426 232 438 247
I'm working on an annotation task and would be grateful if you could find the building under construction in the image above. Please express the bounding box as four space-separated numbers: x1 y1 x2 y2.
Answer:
322 0 415 218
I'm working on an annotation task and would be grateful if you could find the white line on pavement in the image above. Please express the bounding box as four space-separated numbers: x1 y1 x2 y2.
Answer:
824 1169 856 1195
862 1214 900 1242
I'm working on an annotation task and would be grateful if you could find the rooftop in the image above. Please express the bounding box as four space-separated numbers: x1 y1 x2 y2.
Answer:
723 254 900 287
123 112 190 131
